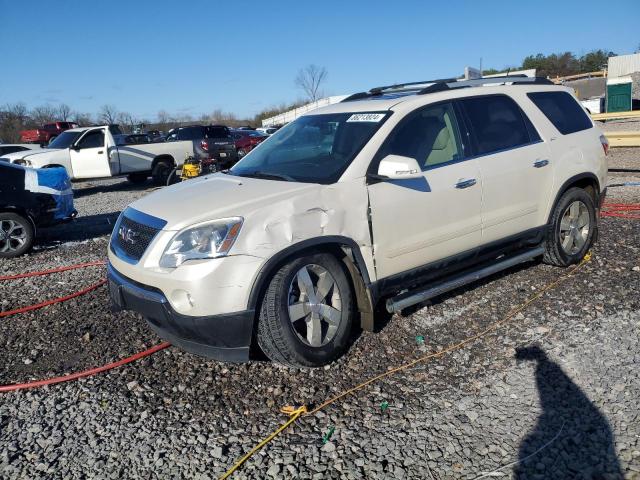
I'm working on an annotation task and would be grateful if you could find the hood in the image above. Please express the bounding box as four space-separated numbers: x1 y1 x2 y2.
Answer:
129 173 319 231
1 148 64 162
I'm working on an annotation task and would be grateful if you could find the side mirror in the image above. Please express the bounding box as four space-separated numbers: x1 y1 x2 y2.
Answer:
72 144 81 151
376 155 422 180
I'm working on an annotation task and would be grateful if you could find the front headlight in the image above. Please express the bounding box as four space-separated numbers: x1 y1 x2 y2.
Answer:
159 217 243 268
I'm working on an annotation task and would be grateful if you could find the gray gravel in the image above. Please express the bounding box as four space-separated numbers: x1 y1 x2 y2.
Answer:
1 174 639 479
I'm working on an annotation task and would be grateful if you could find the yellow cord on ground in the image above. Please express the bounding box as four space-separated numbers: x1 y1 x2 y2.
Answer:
219 406 307 480
220 253 592 479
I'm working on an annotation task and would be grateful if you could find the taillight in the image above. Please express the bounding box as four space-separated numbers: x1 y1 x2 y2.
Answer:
600 134 609 156
200 139 209 152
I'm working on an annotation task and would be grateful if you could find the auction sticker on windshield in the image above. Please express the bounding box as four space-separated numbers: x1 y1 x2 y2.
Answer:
346 113 386 122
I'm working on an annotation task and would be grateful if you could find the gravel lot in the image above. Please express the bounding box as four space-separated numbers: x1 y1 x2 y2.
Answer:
1 153 639 479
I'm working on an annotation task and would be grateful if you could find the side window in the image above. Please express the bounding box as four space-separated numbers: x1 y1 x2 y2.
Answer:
77 130 105 149
527 91 592 135
179 127 203 141
382 102 464 170
461 95 531 155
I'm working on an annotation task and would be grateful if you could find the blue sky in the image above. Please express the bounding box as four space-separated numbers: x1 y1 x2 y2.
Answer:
1 0 638 121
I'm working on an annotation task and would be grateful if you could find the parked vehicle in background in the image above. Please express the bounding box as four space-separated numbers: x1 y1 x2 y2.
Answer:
256 126 280 135
168 125 238 170
20 121 79 145
0 162 76 257
0 125 215 185
146 130 165 142
230 129 268 157
0 144 42 158
108 76 607 368
236 125 255 131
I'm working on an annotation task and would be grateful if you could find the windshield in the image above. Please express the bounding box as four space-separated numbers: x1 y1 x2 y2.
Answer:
230 112 388 184
47 131 84 149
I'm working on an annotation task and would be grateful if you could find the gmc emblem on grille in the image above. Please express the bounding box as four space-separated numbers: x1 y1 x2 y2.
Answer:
118 225 139 245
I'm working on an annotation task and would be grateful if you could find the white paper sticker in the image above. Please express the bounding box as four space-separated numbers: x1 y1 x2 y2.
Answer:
346 113 385 123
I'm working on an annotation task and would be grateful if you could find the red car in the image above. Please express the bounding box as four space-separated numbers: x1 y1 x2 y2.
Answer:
230 129 268 157
20 121 79 145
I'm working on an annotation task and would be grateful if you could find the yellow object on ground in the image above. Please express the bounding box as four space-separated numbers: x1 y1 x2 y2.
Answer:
605 131 640 148
591 110 640 121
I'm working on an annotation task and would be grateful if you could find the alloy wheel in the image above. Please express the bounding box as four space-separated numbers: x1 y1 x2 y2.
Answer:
559 200 590 255
0 219 27 253
287 264 342 347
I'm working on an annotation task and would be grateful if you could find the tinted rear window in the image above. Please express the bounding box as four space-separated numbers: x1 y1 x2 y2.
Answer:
179 127 204 140
206 126 230 138
527 91 592 135
460 95 534 155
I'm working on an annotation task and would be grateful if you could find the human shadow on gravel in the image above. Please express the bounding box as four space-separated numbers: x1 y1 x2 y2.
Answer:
514 346 623 479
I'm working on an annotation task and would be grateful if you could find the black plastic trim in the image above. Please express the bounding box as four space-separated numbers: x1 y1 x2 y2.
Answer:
546 173 602 224
371 226 546 299
246 236 373 310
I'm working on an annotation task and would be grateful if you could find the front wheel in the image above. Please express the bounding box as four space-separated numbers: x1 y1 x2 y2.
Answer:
543 187 596 267
257 253 354 368
0 213 34 258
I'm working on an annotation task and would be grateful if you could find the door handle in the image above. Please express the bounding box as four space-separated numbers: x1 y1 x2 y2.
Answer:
98 150 104 154
455 178 477 189
533 159 549 168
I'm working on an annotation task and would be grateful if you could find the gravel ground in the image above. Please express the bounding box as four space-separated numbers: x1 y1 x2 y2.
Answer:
1 170 639 479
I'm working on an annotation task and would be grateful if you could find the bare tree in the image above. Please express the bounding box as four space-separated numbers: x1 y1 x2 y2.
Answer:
57 103 72 121
72 111 94 126
117 111 137 133
295 64 328 102
0 102 30 142
99 104 119 125
30 105 58 126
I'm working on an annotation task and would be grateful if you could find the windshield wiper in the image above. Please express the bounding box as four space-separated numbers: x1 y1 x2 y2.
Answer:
238 171 296 182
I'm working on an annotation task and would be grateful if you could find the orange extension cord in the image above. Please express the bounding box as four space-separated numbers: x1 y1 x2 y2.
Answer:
0 260 170 392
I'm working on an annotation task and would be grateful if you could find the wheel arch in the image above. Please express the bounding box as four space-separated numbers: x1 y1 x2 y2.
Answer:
151 154 175 170
247 236 377 332
0 207 37 235
547 173 601 225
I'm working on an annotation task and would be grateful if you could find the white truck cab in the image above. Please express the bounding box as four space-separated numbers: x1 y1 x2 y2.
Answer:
107 76 608 367
0 126 197 185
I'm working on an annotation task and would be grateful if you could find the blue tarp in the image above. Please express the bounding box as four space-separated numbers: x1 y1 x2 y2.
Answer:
28 167 75 220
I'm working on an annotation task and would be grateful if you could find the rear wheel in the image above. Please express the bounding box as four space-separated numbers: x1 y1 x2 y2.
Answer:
0 213 34 258
543 187 596 267
257 253 354 368
152 160 173 186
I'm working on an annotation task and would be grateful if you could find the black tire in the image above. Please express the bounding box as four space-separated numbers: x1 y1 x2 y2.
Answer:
237 148 247 158
127 173 148 184
543 187 596 267
257 253 354 368
0 212 34 258
152 160 173 186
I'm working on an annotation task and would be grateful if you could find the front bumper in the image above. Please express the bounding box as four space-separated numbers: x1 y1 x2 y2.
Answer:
107 263 254 362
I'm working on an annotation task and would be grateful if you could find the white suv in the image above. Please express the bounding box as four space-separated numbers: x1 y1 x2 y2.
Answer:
108 77 608 367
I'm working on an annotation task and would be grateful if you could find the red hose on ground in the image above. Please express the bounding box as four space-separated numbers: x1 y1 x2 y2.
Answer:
0 260 106 281
0 342 171 392
601 203 640 220
0 279 108 318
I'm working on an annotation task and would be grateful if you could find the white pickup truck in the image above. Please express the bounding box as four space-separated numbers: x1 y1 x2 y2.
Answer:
0 125 202 185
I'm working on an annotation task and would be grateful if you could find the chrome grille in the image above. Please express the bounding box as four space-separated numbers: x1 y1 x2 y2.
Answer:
111 213 161 263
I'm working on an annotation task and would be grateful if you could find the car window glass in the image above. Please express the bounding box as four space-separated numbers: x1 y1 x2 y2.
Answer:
382 102 464 170
461 95 531 155
78 130 104 149
179 127 202 141
527 91 592 135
